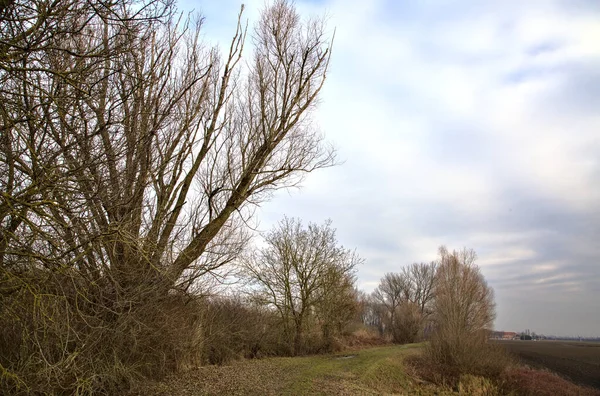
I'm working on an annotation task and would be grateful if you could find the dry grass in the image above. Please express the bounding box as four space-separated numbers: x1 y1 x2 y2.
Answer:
457 375 502 396
499 367 600 396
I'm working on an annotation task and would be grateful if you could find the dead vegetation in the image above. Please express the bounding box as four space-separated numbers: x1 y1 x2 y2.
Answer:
499 367 600 396
1 0 335 393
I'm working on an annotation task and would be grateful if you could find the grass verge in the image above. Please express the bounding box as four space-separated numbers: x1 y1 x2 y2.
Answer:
131 343 600 395
132 344 456 395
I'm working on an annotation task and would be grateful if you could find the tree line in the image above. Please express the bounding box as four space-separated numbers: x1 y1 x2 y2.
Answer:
0 0 496 393
239 218 495 357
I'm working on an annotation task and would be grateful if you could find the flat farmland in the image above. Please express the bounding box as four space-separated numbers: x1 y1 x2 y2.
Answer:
497 340 600 389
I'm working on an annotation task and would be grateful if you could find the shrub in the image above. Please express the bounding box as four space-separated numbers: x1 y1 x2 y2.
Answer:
0 269 204 395
391 303 424 344
406 330 513 389
199 297 287 364
424 331 513 382
412 246 512 386
343 327 389 349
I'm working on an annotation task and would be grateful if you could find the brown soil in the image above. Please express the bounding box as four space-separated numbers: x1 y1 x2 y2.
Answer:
496 340 600 389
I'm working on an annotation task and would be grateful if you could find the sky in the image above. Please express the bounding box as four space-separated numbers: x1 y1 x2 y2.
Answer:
181 0 600 337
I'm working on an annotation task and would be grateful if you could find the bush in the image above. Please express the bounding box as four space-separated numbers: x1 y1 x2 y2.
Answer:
0 269 204 395
197 296 377 365
343 327 389 349
391 303 423 344
407 331 513 389
199 297 287 365
410 246 512 386
424 331 513 382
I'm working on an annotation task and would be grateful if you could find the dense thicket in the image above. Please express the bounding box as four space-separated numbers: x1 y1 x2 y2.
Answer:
0 0 334 393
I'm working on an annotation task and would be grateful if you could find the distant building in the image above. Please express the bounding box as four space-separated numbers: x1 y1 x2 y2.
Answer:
490 331 519 340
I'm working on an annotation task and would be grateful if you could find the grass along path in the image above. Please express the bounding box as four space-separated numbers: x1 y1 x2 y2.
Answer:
134 344 452 395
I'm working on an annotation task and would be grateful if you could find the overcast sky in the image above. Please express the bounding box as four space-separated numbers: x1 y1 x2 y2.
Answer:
183 0 600 337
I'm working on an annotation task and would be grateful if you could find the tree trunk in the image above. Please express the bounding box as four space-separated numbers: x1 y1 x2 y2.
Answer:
293 319 303 356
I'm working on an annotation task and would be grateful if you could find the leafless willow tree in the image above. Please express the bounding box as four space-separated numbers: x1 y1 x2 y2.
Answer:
427 246 497 372
244 217 360 355
0 0 335 392
433 246 495 336
3 0 335 292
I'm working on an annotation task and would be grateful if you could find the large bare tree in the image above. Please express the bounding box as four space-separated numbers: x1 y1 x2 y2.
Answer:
0 0 335 392
1 0 335 290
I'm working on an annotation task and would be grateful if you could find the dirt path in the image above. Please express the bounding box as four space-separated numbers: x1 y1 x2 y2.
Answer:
129 344 448 395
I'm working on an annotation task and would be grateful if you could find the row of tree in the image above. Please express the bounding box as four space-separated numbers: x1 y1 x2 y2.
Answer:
238 217 495 360
362 246 495 345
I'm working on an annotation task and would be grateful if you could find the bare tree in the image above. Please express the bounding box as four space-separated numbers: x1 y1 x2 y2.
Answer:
0 0 335 392
372 262 437 343
372 272 410 336
403 262 437 319
426 246 497 373
244 217 360 355
1 0 334 292
314 268 358 346
432 246 495 336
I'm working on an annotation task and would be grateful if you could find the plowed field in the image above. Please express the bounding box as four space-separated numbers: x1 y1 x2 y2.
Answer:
497 340 600 389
